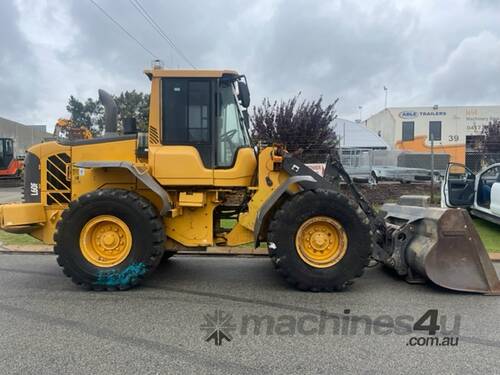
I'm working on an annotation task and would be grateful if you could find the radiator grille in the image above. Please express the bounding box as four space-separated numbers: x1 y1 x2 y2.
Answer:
46 153 71 205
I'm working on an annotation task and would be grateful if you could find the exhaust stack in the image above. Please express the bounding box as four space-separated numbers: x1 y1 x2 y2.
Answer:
98 89 118 135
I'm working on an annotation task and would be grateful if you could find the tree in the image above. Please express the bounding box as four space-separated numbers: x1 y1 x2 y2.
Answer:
66 96 104 135
250 94 338 162
114 90 150 132
65 90 150 135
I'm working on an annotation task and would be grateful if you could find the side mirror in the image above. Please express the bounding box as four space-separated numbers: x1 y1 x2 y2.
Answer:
237 81 250 108
123 117 137 134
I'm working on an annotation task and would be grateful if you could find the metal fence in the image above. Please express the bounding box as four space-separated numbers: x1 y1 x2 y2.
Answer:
294 147 500 180
338 148 450 182
465 152 500 173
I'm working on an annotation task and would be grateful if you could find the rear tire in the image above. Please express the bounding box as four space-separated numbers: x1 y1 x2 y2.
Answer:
267 189 372 292
54 189 165 291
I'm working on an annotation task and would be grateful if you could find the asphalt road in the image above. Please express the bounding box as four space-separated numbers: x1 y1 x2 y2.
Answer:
0 253 498 374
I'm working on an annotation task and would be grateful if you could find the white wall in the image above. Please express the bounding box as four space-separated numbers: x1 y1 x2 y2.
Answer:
364 109 396 146
368 105 500 147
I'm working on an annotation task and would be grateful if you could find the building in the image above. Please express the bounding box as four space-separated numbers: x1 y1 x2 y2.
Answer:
365 105 500 165
305 118 389 176
0 117 52 157
333 118 389 149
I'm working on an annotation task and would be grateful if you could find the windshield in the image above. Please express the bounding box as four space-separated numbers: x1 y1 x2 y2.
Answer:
216 81 250 167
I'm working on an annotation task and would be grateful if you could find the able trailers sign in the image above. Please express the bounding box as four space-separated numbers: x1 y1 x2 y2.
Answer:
399 110 447 119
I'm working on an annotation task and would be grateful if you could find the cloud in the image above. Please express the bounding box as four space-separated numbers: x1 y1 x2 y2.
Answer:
0 1 39 117
429 31 500 103
244 0 420 115
1 0 500 129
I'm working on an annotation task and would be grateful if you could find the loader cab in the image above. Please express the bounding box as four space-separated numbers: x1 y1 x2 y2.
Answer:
148 69 257 186
0 138 14 169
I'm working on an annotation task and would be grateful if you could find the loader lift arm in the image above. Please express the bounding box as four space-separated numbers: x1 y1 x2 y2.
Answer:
324 152 378 221
321 151 390 261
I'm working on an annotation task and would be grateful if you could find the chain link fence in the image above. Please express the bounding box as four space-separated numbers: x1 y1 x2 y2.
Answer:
294 145 499 184
336 148 449 183
465 152 500 173
304 147 445 204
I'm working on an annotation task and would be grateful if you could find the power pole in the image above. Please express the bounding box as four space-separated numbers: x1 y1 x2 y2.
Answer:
384 86 388 109
430 133 435 204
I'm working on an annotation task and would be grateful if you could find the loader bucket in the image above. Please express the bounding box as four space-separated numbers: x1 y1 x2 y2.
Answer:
382 204 500 295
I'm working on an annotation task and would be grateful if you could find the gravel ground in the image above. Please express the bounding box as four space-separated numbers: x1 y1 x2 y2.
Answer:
0 253 498 374
353 181 441 206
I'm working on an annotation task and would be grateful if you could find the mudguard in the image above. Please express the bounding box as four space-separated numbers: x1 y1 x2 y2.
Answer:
75 161 172 215
254 175 316 245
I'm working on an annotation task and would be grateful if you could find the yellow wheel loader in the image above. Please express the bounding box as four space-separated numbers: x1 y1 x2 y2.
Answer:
0 67 498 294
53 118 93 142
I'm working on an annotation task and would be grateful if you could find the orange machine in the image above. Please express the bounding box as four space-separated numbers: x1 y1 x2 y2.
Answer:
0 138 23 180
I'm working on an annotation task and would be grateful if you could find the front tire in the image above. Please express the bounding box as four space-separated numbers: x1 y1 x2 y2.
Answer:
267 189 372 292
54 189 165 291
160 251 176 263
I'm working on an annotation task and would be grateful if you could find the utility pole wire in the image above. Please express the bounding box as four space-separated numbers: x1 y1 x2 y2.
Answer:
129 0 196 69
88 0 159 59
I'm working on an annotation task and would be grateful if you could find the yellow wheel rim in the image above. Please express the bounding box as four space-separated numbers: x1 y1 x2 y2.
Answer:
295 216 348 268
79 215 132 268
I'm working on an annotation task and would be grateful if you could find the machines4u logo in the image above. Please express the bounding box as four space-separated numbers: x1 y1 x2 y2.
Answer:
200 310 236 346
200 309 460 347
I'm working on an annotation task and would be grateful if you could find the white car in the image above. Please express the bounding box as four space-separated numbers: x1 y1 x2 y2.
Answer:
442 162 500 225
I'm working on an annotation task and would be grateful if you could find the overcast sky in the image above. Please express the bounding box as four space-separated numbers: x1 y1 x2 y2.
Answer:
2 0 500 130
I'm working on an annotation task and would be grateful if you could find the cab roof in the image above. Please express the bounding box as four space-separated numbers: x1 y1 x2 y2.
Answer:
144 69 239 80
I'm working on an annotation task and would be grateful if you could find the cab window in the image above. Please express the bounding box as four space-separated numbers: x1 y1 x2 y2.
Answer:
5 139 13 155
217 81 250 167
162 78 213 167
188 82 210 143
0 140 8 168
